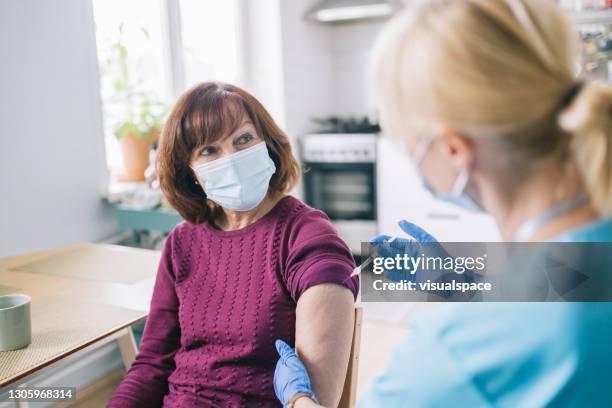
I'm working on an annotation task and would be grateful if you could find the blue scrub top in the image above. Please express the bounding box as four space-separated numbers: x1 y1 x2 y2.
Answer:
357 218 612 408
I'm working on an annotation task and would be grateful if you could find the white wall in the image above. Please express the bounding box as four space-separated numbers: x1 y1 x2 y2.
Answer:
0 0 117 257
330 21 387 117
275 2 388 136
278 0 337 138
241 0 287 130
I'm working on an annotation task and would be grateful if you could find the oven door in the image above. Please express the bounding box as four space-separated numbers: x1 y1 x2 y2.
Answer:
303 162 376 221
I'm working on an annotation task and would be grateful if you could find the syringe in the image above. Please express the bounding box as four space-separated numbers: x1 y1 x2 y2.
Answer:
349 236 399 278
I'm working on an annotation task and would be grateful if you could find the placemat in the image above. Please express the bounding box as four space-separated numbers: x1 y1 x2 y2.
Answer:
10 245 160 284
0 296 145 385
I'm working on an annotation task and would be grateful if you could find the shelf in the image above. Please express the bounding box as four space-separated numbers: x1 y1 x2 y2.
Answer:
569 9 612 25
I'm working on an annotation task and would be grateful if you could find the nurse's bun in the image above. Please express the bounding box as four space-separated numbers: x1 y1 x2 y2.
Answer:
559 82 612 216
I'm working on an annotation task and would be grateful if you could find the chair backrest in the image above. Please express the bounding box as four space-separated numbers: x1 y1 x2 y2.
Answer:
338 307 363 408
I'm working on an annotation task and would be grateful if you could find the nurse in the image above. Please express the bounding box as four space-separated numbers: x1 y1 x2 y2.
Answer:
273 0 612 406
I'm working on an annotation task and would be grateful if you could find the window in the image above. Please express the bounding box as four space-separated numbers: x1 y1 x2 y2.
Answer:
180 0 243 89
92 0 243 177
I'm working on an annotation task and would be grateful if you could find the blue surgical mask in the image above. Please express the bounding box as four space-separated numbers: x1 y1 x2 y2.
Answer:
411 138 484 213
192 141 276 211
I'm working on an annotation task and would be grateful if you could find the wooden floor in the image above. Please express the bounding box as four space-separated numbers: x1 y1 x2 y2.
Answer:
70 379 121 408
51 368 124 408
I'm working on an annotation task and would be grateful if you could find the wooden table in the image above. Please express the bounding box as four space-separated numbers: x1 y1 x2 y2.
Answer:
0 243 160 405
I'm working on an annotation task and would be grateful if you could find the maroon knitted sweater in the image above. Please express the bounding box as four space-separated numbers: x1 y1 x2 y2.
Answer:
107 196 358 407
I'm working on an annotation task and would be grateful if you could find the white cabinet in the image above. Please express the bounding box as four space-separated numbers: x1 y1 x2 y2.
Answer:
376 137 501 242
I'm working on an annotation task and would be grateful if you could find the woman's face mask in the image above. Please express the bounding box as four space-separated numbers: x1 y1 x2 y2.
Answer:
191 141 276 211
411 138 484 213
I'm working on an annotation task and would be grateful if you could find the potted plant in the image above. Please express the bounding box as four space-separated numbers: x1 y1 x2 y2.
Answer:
99 24 167 181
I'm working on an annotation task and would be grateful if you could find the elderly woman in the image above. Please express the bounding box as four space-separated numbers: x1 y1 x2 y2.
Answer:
107 82 358 407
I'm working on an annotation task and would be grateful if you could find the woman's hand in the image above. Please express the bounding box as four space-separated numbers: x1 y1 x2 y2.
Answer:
274 340 318 406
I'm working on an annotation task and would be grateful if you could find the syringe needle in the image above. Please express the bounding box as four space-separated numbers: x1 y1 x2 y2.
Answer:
349 236 399 278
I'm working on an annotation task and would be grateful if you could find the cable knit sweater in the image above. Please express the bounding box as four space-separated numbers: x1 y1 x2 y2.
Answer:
107 196 359 407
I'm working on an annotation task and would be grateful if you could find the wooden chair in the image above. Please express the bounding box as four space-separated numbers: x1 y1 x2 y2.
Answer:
338 307 363 408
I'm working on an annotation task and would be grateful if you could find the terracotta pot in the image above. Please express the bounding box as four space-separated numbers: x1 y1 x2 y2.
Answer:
118 131 158 181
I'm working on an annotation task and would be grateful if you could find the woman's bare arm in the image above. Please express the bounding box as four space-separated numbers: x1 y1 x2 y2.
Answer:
295 397 325 408
295 283 355 407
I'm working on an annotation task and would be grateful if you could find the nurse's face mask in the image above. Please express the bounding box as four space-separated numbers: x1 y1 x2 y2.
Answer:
191 141 276 212
411 137 484 213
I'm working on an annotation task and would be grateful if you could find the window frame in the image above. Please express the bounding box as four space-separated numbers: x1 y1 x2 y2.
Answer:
160 0 248 101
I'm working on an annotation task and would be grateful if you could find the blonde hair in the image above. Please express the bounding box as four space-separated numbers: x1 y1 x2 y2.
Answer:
372 0 612 215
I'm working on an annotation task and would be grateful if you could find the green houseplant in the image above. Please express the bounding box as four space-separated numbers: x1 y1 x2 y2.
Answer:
100 24 167 181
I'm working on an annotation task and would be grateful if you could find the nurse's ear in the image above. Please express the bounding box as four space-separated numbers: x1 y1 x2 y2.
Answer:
437 127 475 171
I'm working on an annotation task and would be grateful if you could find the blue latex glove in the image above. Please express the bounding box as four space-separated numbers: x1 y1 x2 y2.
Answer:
369 220 444 282
274 339 318 406
370 221 482 294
